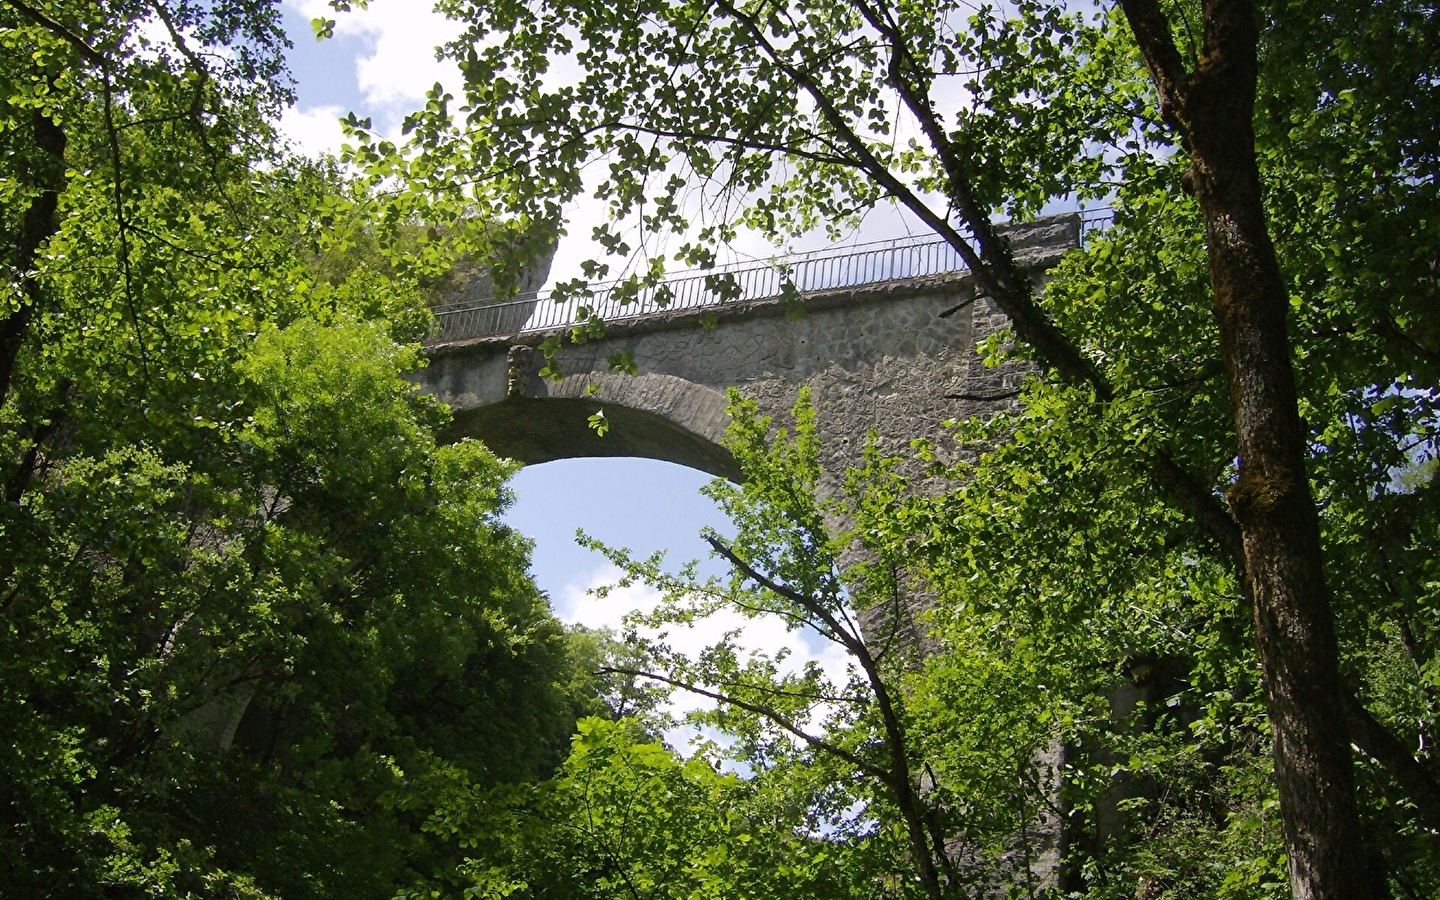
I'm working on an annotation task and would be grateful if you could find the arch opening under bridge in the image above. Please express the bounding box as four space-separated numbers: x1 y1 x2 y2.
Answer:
449 378 740 482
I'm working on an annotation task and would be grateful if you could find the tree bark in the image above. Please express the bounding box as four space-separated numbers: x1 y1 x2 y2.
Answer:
1116 1 1382 896
1 109 66 406
735 0 1440 864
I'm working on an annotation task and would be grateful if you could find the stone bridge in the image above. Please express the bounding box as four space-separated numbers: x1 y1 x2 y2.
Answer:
416 214 1087 485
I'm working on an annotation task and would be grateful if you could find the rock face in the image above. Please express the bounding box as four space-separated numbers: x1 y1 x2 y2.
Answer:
414 214 1082 892
430 240 558 338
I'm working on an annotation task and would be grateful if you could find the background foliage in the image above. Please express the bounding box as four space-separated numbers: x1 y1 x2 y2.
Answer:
1 4 598 897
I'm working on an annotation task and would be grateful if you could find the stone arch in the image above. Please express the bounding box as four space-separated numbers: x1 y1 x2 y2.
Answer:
418 214 1083 489
444 371 742 481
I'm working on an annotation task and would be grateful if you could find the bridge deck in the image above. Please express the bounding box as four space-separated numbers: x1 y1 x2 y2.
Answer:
424 211 1110 346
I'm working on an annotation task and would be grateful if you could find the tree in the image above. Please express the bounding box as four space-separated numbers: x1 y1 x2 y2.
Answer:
544 390 1068 899
0 0 292 407
0 6 600 888
340 1 1439 895
0 156 593 894
408 717 888 900
485 387 1436 897
404 394 980 900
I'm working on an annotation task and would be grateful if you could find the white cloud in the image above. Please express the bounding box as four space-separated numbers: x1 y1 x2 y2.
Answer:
553 564 658 631
277 103 349 159
345 5 462 115
285 0 463 132
556 563 855 750
273 1 942 291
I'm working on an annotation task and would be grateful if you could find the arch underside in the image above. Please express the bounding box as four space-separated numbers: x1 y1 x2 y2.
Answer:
447 397 742 482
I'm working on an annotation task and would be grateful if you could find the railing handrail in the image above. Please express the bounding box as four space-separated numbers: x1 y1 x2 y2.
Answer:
431 231 958 316
426 209 1112 344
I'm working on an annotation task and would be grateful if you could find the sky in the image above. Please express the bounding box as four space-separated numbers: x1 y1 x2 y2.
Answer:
275 0 950 282
274 0 853 730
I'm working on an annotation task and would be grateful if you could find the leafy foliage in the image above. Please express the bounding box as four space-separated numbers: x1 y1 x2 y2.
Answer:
0 7 596 897
5 0 1439 897
408 717 884 900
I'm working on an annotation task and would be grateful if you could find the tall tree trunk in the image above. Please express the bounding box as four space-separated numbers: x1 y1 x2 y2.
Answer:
1116 1 1381 896
1 109 66 406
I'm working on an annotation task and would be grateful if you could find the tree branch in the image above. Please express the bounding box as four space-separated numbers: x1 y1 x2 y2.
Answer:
705 533 950 900
1343 692 1440 835
99 67 155 388
712 0 1247 569
145 0 209 79
945 389 1021 403
596 666 893 783
0 107 66 405
1114 0 1191 133
705 534 862 652
600 121 855 168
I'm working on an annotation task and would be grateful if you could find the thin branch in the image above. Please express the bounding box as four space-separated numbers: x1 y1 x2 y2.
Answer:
705 533 950 900
692 670 862 707
1343 692 1440 835
100 68 155 388
1115 0 1191 134
722 0 1247 568
868 562 911 666
705 534 862 652
597 666 894 783
145 0 209 79
937 296 975 318
945 389 1021 402
599 118 855 167
1377 311 1440 368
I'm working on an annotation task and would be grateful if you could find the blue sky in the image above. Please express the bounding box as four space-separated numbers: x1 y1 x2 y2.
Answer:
280 6 369 111
504 459 731 613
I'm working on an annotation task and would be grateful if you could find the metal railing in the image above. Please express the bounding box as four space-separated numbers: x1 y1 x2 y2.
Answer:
426 209 1112 345
1080 207 1113 240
